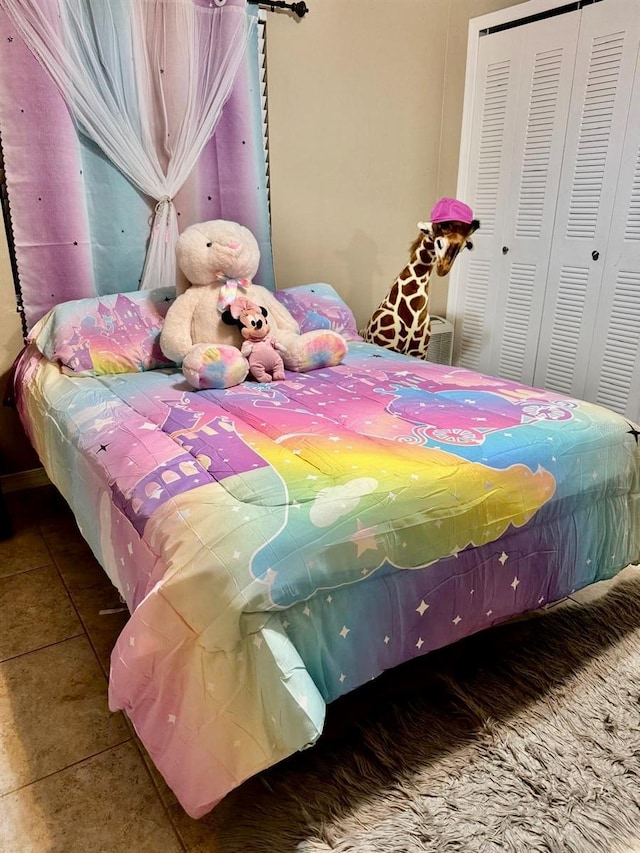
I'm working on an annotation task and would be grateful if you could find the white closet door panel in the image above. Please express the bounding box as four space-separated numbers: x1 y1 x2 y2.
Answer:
453 27 520 371
492 22 579 382
457 258 491 369
534 0 640 399
452 13 579 380
498 261 538 381
592 269 640 420
586 39 640 422
541 264 590 394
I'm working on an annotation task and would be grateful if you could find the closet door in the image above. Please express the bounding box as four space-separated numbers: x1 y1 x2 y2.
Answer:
585 41 640 422
450 11 580 381
533 0 640 404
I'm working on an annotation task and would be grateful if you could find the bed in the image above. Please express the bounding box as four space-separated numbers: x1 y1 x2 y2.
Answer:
12 283 640 818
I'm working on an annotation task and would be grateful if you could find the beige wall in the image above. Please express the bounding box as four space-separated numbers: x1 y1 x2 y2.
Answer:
266 0 527 323
0 0 528 474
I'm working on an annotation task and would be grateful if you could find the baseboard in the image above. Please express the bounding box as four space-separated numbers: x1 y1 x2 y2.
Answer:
0 467 51 493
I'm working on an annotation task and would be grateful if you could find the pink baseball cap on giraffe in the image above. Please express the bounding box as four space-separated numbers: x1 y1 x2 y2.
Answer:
430 197 474 224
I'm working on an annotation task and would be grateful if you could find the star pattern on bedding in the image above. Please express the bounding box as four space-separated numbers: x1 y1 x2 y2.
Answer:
627 423 640 444
24 337 639 819
166 370 616 612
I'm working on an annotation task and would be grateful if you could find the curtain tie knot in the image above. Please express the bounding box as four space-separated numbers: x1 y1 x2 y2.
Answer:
153 196 173 241
154 195 173 213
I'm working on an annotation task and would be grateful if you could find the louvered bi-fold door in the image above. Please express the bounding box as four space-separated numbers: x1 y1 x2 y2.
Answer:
586 54 640 420
533 0 640 421
450 11 580 382
451 0 640 422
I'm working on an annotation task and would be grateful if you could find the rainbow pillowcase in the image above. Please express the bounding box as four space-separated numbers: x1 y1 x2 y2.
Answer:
28 287 178 376
274 283 362 342
28 283 360 377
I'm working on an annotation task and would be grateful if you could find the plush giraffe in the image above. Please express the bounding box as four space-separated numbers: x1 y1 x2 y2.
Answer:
361 198 479 359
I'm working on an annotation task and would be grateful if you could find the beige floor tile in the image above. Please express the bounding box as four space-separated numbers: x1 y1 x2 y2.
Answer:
0 490 54 578
41 515 90 555
30 486 75 537
7 484 75 538
0 527 52 578
54 550 129 677
54 545 115 595
569 564 640 604
23 484 88 554
168 801 221 852
73 588 129 677
0 492 51 577
0 741 184 853
3 490 45 534
0 565 82 661
0 636 130 796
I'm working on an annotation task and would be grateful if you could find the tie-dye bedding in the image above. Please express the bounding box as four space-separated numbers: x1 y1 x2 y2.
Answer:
13 341 640 818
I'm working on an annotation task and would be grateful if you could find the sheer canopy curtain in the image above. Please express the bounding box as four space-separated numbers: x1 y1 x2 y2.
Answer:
0 0 255 290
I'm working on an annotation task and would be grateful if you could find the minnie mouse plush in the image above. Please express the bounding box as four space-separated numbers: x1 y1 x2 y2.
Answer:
222 297 286 383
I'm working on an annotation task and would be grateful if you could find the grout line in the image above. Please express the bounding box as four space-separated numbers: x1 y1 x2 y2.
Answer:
129 734 189 852
0 738 133 800
0 558 58 580
47 541 115 683
0 632 86 666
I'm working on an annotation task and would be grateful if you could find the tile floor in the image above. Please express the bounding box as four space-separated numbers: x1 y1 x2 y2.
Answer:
0 484 637 852
0 486 186 853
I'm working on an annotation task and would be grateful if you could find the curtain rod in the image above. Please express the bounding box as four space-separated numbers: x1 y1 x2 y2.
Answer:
247 1 309 18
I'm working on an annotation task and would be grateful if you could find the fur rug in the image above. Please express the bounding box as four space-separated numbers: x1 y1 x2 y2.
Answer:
188 575 640 852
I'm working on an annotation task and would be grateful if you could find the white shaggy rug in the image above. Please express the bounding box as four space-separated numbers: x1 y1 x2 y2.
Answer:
192 575 640 852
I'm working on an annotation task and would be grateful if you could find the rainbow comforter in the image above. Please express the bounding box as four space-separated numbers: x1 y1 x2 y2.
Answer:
14 341 640 818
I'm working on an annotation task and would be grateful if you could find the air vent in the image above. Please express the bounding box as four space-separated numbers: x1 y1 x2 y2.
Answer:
426 316 454 365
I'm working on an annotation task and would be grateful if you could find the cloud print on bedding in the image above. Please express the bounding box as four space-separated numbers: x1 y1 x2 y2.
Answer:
247 432 556 607
309 478 379 526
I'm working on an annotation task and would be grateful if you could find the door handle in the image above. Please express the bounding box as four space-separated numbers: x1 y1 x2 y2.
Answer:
502 246 509 255
592 250 600 261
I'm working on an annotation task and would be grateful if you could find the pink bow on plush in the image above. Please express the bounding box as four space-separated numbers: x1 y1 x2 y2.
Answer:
216 273 250 312
227 296 261 320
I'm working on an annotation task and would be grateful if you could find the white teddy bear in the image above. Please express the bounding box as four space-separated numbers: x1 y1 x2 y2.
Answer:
160 220 347 389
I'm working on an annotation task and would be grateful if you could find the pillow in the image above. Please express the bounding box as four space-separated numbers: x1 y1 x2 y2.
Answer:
274 283 362 341
28 287 177 376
